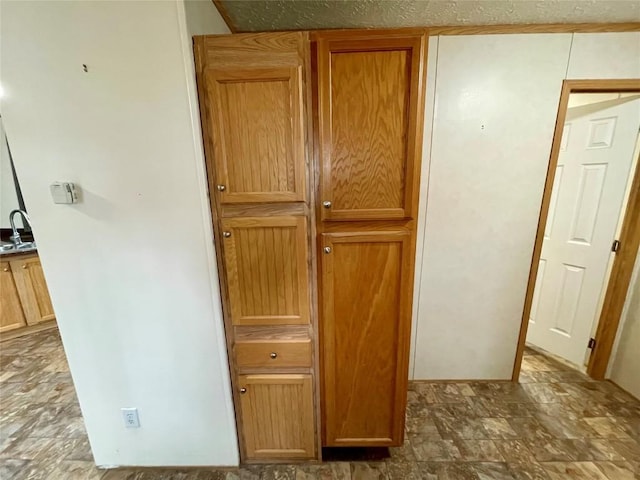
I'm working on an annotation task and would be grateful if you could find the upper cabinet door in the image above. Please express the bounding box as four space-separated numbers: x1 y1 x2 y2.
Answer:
316 32 427 221
205 66 306 203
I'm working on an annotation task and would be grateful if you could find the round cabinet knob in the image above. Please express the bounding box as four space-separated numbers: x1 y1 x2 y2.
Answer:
22 264 28 269
324 246 332 254
240 387 247 394
2 267 8 272
216 184 226 192
322 201 332 209
270 352 278 359
223 231 231 238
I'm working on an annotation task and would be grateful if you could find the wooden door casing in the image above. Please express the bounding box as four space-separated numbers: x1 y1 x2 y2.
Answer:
10 256 55 326
320 231 413 446
239 374 316 459
221 216 311 326
0 261 27 332
205 66 306 203
316 32 427 221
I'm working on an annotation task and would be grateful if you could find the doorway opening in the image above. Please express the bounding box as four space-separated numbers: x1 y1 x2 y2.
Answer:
513 79 640 383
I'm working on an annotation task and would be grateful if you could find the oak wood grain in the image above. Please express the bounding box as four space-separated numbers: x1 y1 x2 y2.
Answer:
239 374 316 459
195 32 319 462
235 339 312 369
0 261 27 333
320 231 412 446
198 31 304 69
205 66 305 203
316 33 426 220
221 216 310 326
234 325 311 341
222 203 307 218
306 24 639 40
9 255 55 326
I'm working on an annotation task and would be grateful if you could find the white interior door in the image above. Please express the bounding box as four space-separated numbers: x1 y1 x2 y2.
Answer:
527 96 640 367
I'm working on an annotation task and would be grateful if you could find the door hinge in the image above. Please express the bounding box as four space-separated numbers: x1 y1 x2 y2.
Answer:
588 338 596 349
612 240 620 253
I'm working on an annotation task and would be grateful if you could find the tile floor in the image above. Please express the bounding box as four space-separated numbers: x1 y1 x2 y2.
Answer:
1 329 639 479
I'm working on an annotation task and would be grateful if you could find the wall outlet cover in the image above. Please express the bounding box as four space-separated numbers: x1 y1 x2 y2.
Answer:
121 407 140 428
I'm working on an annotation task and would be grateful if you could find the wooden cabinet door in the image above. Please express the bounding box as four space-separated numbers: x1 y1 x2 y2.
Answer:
320 231 412 446
205 66 306 203
10 256 55 325
0 261 27 332
238 374 315 459
221 216 310 325
316 32 426 221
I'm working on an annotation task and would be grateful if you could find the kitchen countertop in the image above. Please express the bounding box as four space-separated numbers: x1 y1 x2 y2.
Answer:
0 246 38 258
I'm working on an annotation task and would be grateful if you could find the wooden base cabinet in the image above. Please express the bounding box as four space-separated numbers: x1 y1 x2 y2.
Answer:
10 255 55 325
239 374 316 459
1 253 55 336
1 259 27 332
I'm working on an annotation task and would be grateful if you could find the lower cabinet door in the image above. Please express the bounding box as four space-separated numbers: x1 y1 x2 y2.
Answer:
10 256 55 325
320 231 413 446
238 374 316 460
0 261 27 332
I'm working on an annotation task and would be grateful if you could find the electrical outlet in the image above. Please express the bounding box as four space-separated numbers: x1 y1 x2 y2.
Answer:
121 408 140 428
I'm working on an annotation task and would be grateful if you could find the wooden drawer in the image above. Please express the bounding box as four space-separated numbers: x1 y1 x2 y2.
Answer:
235 340 312 369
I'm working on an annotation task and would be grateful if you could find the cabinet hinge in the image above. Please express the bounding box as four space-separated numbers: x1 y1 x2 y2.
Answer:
612 240 620 253
588 338 596 349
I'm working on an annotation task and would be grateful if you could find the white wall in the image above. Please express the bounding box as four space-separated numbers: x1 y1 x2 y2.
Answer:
609 248 640 399
0 120 22 228
411 32 640 380
1 0 238 467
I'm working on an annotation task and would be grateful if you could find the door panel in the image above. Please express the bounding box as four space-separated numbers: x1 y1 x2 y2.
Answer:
321 231 411 446
10 256 55 326
528 97 640 366
239 374 315 459
222 216 310 325
206 66 305 203
0 261 27 332
317 35 426 220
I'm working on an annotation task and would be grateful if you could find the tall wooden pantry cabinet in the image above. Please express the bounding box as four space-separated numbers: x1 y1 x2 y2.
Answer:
313 30 427 447
194 27 427 462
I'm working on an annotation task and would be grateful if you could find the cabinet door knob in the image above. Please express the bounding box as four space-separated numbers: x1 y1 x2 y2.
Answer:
216 184 226 192
2 267 8 272
223 231 231 238
22 264 28 269
324 246 332 254
322 201 332 208
270 352 278 359
240 387 247 394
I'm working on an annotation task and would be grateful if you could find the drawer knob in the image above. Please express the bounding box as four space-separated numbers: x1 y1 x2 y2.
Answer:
240 387 247 394
223 231 231 238
2 267 8 272
216 184 226 192
22 264 28 269
270 352 278 359
324 246 331 254
322 201 332 208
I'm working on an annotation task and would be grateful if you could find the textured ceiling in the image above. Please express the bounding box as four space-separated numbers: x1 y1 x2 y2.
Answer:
218 0 640 32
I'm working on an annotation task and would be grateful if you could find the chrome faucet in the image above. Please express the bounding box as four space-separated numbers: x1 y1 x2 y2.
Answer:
9 209 32 246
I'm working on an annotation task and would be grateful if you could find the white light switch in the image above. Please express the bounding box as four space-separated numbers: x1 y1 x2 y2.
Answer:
50 182 78 204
